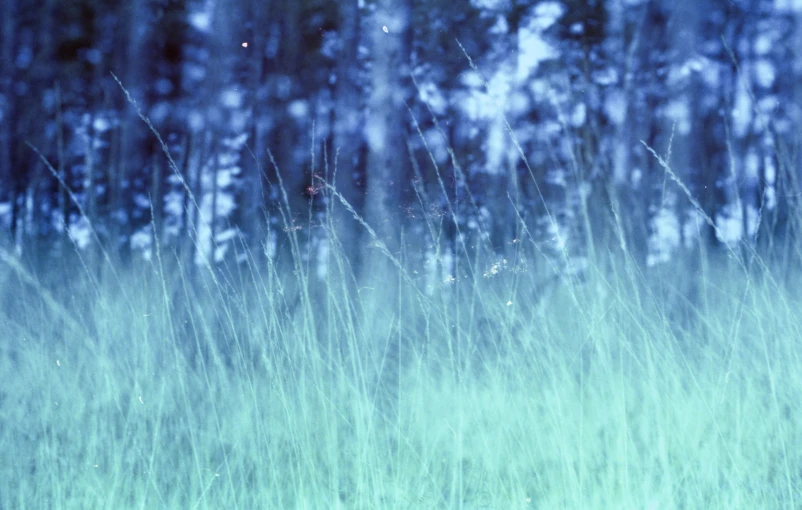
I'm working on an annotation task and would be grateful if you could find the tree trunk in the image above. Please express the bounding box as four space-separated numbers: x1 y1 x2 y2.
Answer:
331 0 363 270
364 0 412 262
363 0 413 420
0 0 16 243
242 0 272 261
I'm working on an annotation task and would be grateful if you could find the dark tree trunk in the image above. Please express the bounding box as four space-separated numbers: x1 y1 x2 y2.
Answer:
268 0 305 266
364 0 412 262
1 0 17 243
363 0 413 421
331 0 363 270
241 0 273 260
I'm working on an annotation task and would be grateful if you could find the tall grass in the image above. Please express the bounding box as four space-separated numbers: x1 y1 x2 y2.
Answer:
1 103 801 509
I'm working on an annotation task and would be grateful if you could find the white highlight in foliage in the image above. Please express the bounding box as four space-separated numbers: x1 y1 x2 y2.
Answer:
93 117 111 133
441 249 455 285
217 187 237 217
221 87 243 109
470 0 507 9
67 216 92 250
755 34 773 55
417 81 447 116
229 110 249 132
264 229 277 259
764 147 776 183
764 151 777 210
485 117 506 175
364 116 386 153
570 103 586 127
317 238 329 280
188 110 205 132
757 96 779 118
631 168 642 187
134 194 150 209
224 132 249 150
189 12 211 31
0 202 10 223
754 60 776 88
288 100 308 119
682 210 705 249
130 228 152 260
423 128 448 163
775 0 802 11
189 6 212 32
715 204 744 246
532 2 565 30
517 31 557 80
517 5 561 80
732 81 752 137
744 150 760 185
605 90 626 126
663 99 691 135
545 221 567 251
648 206 680 266
460 71 483 89
216 228 237 244
593 67 618 86
150 102 170 125
163 190 183 218
671 56 704 86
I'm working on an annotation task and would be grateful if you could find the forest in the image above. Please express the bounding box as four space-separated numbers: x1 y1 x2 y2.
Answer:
1 0 802 507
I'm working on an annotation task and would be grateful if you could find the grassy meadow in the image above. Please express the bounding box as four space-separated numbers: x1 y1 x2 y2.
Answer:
1 134 802 509
1 208 801 509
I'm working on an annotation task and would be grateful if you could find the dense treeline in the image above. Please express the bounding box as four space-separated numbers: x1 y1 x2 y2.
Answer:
1 0 800 281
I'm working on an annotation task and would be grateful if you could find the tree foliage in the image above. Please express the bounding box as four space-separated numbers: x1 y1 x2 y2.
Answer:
0 0 800 278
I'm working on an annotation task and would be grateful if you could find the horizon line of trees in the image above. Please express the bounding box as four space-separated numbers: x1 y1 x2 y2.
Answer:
1 0 801 285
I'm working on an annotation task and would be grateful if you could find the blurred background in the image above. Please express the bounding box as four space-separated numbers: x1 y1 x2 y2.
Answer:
0 0 800 281
4 4 802 506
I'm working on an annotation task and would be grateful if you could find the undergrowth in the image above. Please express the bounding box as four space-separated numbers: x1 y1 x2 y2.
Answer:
0 82 801 509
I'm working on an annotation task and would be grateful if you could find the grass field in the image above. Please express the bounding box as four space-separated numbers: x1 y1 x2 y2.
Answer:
2 93 801 507
1 202 801 509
